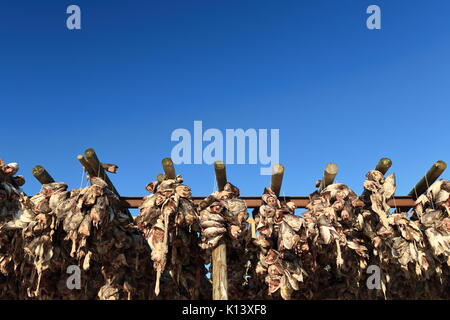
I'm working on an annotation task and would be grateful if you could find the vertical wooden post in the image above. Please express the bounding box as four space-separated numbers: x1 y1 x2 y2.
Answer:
270 164 284 197
162 158 176 179
32 165 55 185
214 161 227 191
212 161 228 300
319 163 339 191
408 160 447 199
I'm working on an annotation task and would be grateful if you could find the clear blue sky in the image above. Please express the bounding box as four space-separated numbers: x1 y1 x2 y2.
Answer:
1 0 449 211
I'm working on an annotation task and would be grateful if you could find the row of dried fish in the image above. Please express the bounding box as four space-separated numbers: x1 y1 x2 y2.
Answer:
1 159 154 299
2 158 450 300
0 160 24 299
197 182 249 299
135 175 210 299
252 170 450 299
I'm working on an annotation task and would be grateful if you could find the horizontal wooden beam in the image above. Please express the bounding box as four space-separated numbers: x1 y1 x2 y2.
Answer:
120 196 416 209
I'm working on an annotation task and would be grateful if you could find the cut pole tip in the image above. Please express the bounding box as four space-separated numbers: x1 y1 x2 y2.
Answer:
32 165 55 185
271 164 284 197
435 160 447 171
162 158 176 179
319 163 338 191
214 161 227 191
375 158 392 175
214 161 226 170
325 163 338 174
32 165 44 176
408 160 447 198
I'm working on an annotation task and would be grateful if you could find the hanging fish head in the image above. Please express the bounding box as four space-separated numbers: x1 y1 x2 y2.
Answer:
175 185 191 198
208 201 224 214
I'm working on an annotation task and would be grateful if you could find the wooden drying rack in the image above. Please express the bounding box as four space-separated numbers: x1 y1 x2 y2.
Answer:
30 148 447 301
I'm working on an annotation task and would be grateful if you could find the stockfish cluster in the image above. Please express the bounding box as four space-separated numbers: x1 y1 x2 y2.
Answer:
250 170 450 300
136 175 210 299
1 160 153 299
198 182 249 299
1 157 450 300
0 160 23 299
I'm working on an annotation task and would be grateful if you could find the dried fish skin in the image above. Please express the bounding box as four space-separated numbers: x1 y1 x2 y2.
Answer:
254 188 309 300
0 160 26 299
2 172 154 300
199 183 248 250
136 174 209 299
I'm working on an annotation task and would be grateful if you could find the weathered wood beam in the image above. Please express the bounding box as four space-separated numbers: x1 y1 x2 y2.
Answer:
162 158 176 179
362 158 393 201
214 161 227 191
270 164 284 197
84 148 119 196
212 160 228 300
319 163 338 191
375 158 392 175
77 155 96 178
408 160 447 199
248 218 256 238
81 149 132 219
32 165 55 185
212 242 228 300
84 148 106 178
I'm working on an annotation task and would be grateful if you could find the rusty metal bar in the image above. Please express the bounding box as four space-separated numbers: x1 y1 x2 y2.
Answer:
121 196 416 209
